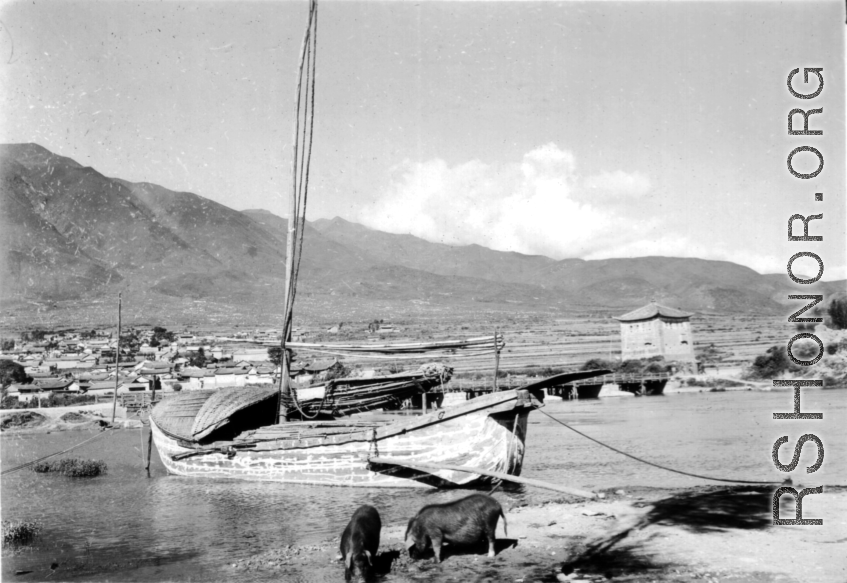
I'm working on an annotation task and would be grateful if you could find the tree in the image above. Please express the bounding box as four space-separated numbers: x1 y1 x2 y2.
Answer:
324 363 351 381
188 347 207 368
1 338 15 351
268 346 284 366
748 346 799 379
828 298 847 330
580 358 618 372
0 360 31 388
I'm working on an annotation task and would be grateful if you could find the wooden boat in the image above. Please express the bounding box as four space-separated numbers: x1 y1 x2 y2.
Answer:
147 1 612 488
149 370 607 488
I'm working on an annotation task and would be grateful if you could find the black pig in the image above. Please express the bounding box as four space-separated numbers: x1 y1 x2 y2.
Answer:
405 494 507 563
340 505 381 581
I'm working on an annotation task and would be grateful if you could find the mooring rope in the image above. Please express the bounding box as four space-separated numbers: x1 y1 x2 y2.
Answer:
538 409 779 485
1 427 115 476
285 380 333 420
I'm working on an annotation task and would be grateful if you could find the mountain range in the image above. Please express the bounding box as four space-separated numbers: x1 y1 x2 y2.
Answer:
1 143 842 319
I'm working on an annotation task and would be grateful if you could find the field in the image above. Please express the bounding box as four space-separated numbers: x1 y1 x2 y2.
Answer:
0 291 791 377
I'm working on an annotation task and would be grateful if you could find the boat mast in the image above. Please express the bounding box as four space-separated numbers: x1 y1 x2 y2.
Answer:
278 0 319 422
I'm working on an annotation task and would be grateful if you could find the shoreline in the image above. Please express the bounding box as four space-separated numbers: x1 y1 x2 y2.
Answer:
3 385 842 435
0 403 143 434
230 484 846 583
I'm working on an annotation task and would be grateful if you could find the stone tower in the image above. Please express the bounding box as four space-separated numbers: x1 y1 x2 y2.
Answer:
615 302 695 362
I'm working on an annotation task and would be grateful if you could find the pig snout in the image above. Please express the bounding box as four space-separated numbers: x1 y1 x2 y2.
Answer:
340 505 381 581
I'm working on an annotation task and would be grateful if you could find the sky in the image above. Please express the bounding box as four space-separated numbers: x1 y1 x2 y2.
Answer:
1 0 845 279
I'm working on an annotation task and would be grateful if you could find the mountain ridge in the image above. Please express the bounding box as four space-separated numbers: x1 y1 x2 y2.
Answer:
2 143 839 317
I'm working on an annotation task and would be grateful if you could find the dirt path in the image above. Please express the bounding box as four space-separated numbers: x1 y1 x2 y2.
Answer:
232 486 846 583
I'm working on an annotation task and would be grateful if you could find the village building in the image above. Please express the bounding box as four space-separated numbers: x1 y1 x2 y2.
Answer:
293 359 342 385
176 367 209 391
34 378 79 392
136 360 172 376
85 381 119 396
213 367 248 388
7 384 46 403
77 372 111 391
614 302 696 362
246 365 275 385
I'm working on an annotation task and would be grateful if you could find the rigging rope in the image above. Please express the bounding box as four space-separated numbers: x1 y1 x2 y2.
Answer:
1 427 115 476
277 0 319 419
538 409 779 485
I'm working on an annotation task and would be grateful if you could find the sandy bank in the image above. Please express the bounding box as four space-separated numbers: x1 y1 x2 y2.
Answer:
232 486 845 583
0 404 143 434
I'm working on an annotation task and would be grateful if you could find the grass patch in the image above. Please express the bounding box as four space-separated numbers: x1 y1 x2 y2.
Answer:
31 457 107 477
2 520 42 547
683 377 744 389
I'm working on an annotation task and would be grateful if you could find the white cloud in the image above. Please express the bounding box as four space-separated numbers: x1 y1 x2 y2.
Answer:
355 144 847 280
583 170 652 199
358 143 656 259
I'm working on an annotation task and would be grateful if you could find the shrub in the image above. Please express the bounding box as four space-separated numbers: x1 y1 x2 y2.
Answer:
791 339 821 361
643 360 672 374
1 395 21 409
828 298 847 330
826 344 838 355
580 358 618 372
0 410 47 429
2 520 42 546
618 360 645 374
31 458 107 477
748 346 798 379
43 393 95 408
324 363 351 381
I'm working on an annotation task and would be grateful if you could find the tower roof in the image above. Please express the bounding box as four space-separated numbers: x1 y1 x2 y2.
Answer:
614 302 693 322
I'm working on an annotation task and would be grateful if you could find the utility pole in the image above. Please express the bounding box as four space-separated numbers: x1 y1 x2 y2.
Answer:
110 293 122 424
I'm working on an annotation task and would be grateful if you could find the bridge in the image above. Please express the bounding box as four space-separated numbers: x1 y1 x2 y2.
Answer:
444 372 673 400
546 372 672 399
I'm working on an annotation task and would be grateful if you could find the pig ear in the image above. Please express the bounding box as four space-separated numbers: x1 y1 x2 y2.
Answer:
344 552 352 570
364 550 372 565
405 537 415 550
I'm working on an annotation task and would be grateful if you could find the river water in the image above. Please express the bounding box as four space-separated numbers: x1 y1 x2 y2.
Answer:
2 389 844 581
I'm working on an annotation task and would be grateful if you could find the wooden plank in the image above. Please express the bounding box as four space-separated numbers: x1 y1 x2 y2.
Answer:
368 457 597 499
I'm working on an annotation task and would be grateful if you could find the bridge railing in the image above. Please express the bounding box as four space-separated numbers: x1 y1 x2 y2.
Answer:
118 392 168 409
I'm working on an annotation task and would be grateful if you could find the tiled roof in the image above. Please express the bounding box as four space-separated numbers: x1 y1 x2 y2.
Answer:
143 361 171 369
79 372 110 381
615 302 693 322
35 379 73 390
87 381 116 390
304 359 338 372
215 368 248 376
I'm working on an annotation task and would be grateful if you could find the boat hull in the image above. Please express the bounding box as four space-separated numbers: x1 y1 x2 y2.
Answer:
151 398 530 488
